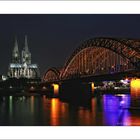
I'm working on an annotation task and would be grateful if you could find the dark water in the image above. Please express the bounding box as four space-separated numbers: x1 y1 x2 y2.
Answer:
0 94 140 126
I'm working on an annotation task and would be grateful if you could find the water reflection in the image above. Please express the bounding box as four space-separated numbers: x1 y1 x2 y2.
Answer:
103 94 131 126
30 96 34 114
78 108 93 126
124 114 140 126
0 94 140 126
50 99 60 126
60 102 69 125
9 96 13 123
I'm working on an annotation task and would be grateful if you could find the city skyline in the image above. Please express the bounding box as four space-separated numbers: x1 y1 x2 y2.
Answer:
1 14 140 76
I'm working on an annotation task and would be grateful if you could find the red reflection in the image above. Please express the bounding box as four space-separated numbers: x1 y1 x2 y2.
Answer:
91 98 96 124
78 109 91 125
124 116 140 126
60 102 69 125
61 102 68 115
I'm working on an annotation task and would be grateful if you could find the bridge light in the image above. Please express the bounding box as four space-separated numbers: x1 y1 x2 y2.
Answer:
130 78 140 107
125 78 129 81
10 96 12 100
2 75 7 81
52 84 59 95
91 82 94 94
131 78 140 89
30 86 35 91
120 78 130 85
42 86 47 90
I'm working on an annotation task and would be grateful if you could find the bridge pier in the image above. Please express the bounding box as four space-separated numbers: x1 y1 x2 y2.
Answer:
59 81 92 105
52 83 59 97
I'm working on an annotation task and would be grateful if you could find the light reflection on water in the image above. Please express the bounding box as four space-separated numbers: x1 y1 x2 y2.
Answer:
50 99 60 126
0 94 140 126
103 94 131 126
30 96 34 114
9 96 13 118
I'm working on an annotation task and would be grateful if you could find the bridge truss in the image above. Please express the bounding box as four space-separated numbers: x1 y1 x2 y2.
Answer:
43 37 140 82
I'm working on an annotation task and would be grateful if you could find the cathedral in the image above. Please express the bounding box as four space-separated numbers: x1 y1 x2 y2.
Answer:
8 36 40 79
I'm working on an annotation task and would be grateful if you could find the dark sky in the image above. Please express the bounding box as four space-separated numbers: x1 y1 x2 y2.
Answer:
0 14 140 76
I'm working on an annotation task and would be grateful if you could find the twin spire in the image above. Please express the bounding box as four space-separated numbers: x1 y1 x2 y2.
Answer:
25 35 29 52
13 37 19 53
12 36 31 64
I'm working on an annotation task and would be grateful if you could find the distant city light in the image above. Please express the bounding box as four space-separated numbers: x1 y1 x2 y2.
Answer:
2 75 7 81
9 96 12 100
30 86 35 91
42 86 47 90
120 78 130 85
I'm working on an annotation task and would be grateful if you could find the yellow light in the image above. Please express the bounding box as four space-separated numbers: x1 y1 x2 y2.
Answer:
131 79 140 89
91 82 94 94
50 99 59 125
52 84 59 95
130 78 140 102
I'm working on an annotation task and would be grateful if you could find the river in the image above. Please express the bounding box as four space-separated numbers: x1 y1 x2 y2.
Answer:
0 93 140 126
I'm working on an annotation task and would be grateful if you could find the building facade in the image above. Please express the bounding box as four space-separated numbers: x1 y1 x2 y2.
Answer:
8 36 40 79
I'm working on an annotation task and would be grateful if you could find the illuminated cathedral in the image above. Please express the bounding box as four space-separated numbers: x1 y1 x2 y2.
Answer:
8 36 40 79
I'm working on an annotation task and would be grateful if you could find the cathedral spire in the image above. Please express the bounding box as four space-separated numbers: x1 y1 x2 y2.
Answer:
12 37 20 63
13 37 19 52
8 36 40 79
22 35 31 64
25 35 29 52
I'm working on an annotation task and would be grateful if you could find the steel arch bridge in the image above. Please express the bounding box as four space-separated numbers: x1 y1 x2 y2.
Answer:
43 37 140 82
43 67 60 82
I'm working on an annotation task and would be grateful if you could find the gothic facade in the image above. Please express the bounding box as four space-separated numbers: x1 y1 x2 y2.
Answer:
8 36 40 79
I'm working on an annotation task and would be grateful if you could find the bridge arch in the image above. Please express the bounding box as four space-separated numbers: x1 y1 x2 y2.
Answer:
43 67 60 82
61 37 140 79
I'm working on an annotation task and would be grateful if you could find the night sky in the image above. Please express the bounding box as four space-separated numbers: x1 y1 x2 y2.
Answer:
0 14 140 76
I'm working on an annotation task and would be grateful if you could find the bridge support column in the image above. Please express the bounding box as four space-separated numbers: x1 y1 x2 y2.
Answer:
130 78 140 108
52 83 59 97
59 81 92 105
91 82 95 94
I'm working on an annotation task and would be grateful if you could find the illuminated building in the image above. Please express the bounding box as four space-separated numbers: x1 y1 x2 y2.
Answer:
8 36 40 79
